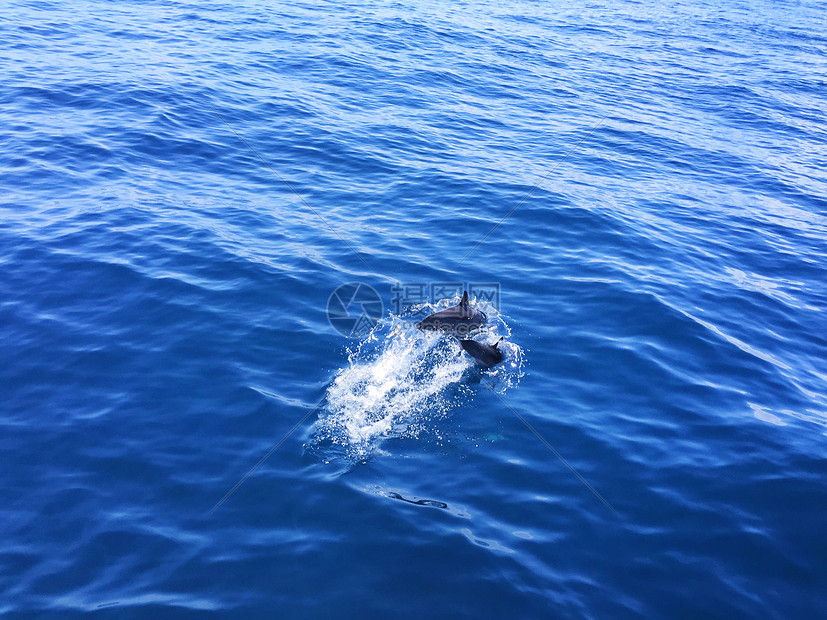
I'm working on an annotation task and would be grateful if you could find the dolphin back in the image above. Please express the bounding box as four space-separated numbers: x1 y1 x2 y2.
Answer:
459 337 503 368
416 291 486 336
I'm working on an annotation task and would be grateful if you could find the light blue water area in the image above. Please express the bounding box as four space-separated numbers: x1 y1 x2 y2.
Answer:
2 0 826 616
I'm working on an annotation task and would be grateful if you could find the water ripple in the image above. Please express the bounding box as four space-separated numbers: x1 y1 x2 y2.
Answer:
2 0 826 617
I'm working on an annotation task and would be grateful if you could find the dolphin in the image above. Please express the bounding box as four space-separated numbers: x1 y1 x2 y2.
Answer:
416 291 486 337
459 337 503 368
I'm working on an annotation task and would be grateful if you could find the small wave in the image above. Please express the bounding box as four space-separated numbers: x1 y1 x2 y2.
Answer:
307 304 525 466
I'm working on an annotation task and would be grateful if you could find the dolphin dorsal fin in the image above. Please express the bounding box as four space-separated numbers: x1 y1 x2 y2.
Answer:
495 337 503 349
460 291 469 307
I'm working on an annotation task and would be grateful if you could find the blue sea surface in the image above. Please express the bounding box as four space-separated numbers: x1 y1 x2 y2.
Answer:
2 0 826 617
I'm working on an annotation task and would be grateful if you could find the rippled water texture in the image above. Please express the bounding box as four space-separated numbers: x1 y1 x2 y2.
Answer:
2 0 826 617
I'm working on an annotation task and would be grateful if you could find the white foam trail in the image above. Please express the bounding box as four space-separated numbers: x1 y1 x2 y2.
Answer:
308 306 525 465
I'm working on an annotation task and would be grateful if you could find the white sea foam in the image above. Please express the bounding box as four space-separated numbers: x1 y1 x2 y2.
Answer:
308 303 525 465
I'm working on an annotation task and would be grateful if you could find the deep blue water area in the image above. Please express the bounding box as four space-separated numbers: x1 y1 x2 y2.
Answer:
2 0 826 617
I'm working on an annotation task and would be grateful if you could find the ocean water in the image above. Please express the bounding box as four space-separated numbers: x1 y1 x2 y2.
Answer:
2 0 826 616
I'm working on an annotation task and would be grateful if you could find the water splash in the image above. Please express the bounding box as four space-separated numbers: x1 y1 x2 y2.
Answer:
307 301 526 466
